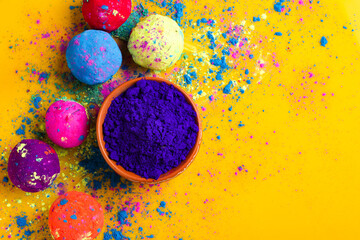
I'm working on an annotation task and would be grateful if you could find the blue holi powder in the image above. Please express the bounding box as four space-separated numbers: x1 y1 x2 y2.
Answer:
274 0 285 12
160 201 166 208
245 69 249 75
223 81 233 94
156 207 165 215
320 36 328 47
16 125 26 135
101 5 109 10
69 6 76 10
70 214 77 220
217 136 221 140
38 72 50 82
253 16 261 22
104 232 112 240
16 216 27 228
173 3 185 23
228 38 238 46
117 210 128 225
275 32 283 36
184 74 192 84
60 199 68 205
33 96 42 109
78 146 124 189
3 176 9 182
93 180 102 190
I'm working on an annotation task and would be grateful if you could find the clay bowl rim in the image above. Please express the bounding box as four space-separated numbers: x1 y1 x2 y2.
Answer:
96 77 202 184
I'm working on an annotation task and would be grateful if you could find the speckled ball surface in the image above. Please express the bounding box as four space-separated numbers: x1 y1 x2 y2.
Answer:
46 100 89 148
49 191 104 240
66 30 122 85
82 0 132 32
128 14 184 71
7 139 60 192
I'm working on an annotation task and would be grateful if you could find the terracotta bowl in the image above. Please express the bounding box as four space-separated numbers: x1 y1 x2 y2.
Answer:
96 77 202 183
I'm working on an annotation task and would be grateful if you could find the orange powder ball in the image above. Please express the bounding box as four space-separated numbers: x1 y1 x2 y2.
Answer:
49 191 104 240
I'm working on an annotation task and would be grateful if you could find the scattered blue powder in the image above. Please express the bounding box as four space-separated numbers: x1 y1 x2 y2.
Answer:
104 232 112 240
228 38 238 46
249 54 254 59
156 207 165 215
274 1 284 12
60 199 68 205
160 201 166 208
184 74 192 84
198 90 203 95
228 106 233 111
275 32 283 36
69 6 76 10
93 180 102 190
70 214 77 220
239 123 245 127
112 229 130 240
343 26 347 29
147 235 154 238
101 5 109 10
139 227 143 232
217 136 221 140
24 230 33 236
320 36 328 47
118 210 128 225
223 81 233 94
16 125 26 135
245 69 249 75
253 17 261 22
222 48 230 56
198 58 203 62
174 3 185 23
3 176 8 182
38 72 50 82
16 216 27 228
78 146 123 189
246 80 251 84
33 96 42 109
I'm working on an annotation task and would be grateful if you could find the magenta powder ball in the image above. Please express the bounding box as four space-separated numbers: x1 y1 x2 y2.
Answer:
46 100 89 148
7 139 60 192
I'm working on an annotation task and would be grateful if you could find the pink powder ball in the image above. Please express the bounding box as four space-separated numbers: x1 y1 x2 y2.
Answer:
46 100 89 148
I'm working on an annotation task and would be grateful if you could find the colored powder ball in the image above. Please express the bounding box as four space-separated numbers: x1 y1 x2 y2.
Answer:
7 139 60 192
46 100 90 148
128 15 184 71
103 80 199 179
49 191 104 240
66 30 122 85
82 0 132 32
111 5 147 41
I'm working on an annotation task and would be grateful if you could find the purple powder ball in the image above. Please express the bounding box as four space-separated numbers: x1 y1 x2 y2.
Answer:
7 139 60 192
103 80 199 180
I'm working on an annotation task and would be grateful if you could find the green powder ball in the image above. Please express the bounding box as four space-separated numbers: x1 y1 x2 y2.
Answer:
128 15 184 71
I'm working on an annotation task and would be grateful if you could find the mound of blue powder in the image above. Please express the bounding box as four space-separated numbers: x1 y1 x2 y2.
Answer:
103 79 199 179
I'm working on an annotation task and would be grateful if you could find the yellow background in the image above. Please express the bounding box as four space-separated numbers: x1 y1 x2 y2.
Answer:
1 0 360 239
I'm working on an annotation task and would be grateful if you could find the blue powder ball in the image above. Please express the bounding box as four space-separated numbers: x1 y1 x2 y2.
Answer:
66 30 122 85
